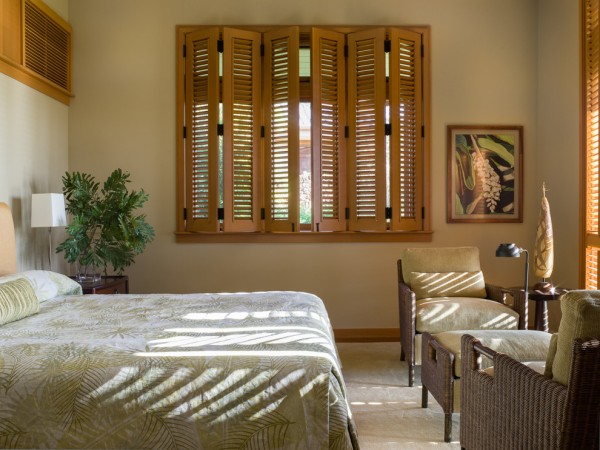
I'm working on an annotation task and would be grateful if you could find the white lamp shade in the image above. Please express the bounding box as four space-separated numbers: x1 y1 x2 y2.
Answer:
31 193 67 228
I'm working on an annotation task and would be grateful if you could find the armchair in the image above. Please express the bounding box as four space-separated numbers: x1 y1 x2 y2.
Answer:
460 290 600 450
397 246 527 386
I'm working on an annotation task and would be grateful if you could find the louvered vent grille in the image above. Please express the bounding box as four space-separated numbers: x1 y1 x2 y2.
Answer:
190 38 211 220
353 38 378 219
269 37 291 221
586 247 599 289
231 37 255 221
397 38 418 220
586 0 600 235
24 0 71 91
318 36 341 220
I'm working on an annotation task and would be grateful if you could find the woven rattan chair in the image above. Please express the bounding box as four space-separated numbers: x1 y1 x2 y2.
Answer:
397 247 527 386
460 290 600 450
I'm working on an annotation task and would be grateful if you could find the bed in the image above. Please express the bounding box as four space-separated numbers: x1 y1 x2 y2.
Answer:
0 202 359 449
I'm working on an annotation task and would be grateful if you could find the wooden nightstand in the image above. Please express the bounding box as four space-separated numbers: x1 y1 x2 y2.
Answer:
75 276 129 294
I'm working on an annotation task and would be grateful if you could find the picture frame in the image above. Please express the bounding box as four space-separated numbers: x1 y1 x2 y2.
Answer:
447 125 523 223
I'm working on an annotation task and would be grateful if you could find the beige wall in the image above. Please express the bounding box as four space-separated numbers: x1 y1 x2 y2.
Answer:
62 0 577 331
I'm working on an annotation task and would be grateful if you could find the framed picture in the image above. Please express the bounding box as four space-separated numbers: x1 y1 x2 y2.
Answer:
447 125 523 223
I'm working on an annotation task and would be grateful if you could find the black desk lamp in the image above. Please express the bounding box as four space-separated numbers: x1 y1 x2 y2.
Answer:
496 243 529 294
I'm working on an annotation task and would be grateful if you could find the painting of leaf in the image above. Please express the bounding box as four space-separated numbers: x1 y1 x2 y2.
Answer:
476 137 514 166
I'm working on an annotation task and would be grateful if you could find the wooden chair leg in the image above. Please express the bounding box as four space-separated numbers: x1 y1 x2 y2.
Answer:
421 385 428 408
444 413 453 443
408 364 415 387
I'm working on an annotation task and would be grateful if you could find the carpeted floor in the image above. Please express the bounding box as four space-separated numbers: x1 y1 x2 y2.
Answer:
337 342 461 449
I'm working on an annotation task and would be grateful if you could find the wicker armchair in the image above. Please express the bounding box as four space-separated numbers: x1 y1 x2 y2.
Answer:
397 246 527 386
460 290 600 450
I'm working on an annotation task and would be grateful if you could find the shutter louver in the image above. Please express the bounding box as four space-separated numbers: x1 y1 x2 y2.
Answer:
23 0 71 92
222 28 262 231
264 27 300 231
585 0 600 288
185 28 220 232
389 28 423 231
312 28 346 231
347 29 387 231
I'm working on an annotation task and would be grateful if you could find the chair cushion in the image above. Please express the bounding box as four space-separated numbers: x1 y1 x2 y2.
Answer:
401 246 481 289
411 271 487 299
547 290 600 385
416 297 519 334
435 329 551 377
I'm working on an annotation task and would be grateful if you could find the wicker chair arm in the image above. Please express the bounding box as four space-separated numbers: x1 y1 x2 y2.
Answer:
485 284 528 329
397 259 417 364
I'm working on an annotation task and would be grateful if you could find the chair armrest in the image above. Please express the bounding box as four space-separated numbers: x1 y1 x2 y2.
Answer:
398 259 417 364
486 284 528 329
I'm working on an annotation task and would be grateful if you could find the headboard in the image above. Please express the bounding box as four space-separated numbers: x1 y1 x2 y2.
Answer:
0 202 17 275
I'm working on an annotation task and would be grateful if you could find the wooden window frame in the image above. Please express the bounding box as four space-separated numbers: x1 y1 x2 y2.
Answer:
176 25 432 243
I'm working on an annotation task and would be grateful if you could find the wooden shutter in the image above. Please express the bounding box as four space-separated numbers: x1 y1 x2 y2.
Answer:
23 0 71 92
185 28 220 232
312 28 346 232
389 28 423 231
347 29 387 231
584 0 600 288
263 27 300 232
222 28 262 231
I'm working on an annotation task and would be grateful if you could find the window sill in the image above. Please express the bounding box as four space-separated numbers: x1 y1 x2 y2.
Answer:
175 230 433 243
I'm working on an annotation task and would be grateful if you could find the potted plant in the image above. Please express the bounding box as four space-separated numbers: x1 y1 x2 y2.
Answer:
56 169 155 282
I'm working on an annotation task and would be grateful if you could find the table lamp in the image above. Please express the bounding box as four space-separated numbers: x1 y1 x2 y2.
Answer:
31 193 67 271
496 243 529 295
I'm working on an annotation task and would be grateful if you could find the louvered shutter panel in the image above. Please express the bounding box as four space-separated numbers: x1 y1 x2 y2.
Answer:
185 28 220 232
389 28 423 231
584 0 600 288
312 28 347 232
347 29 387 231
23 0 71 92
222 28 262 232
263 27 300 232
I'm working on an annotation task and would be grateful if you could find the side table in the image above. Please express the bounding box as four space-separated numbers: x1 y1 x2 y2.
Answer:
73 276 129 295
528 288 569 332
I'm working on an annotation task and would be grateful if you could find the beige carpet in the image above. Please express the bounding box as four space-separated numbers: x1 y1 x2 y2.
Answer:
337 342 460 449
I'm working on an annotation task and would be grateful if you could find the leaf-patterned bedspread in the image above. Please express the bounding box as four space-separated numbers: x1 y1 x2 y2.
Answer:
0 291 359 449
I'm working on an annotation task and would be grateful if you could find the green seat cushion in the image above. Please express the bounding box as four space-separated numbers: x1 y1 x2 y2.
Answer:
0 278 39 326
547 290 600 385
434 329 551 377
416 297 519 334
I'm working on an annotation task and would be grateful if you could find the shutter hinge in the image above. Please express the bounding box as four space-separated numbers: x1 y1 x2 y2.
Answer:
345 125 349 138
345 207 350 220
316 222 320 232
422 207 425 219
421 125 425 138
183 44 186 58
183 126 187 139
385 123 391 136
260 43 265 57
217 124 224 136
261 125 265 138
385 207 392 219
183 207 187 220
217 208 224 220
217 39 224 53
344 44 348 58
421 43 424 58
384 39 391 53
261 208 265 220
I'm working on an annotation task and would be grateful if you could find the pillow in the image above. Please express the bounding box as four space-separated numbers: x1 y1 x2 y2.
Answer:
548 290 600 385
0 278 39 325
410 271 487 299
0 270 82 301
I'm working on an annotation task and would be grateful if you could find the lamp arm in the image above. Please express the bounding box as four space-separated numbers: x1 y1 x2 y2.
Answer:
522 248 529 296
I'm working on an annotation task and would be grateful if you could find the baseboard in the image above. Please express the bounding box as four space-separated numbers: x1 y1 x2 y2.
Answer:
334 328 400 343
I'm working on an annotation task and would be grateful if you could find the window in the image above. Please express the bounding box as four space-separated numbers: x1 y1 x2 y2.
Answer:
176 25 431 242
583 0 600 287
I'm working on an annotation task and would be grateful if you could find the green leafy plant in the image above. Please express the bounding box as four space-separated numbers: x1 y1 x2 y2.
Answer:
56 169 155 276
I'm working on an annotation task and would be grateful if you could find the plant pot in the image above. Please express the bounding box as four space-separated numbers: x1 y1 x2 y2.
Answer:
75 262 101 284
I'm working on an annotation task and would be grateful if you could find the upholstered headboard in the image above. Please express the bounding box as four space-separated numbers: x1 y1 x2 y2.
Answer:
0 202 17 275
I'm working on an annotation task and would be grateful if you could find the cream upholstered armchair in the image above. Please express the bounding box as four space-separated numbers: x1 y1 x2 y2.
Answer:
397 246 527 386
460 290 600 450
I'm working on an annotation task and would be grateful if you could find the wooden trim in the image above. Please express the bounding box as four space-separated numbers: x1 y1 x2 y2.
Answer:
176 28 186 233
580 0 588 289
175 230 432 243
334 328 400 343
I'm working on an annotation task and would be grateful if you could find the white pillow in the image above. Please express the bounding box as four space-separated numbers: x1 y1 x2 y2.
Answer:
410 271 487 299
0 270 82 301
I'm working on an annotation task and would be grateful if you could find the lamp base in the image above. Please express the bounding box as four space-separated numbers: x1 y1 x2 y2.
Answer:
533 280 555 294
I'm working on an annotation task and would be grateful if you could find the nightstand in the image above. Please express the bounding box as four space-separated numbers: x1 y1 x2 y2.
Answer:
75 276 129 294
